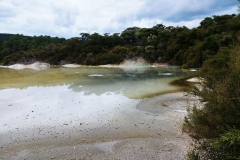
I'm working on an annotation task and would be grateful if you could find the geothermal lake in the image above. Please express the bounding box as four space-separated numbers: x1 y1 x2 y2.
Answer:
0 65 195 151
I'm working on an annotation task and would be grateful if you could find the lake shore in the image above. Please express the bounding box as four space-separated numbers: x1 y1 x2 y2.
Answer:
0 92 198 160
0 61 172 70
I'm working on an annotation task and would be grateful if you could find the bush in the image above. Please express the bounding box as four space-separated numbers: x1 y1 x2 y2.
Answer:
184 44 240 159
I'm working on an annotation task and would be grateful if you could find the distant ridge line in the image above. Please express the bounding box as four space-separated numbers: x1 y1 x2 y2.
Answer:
0 33 16 40
0 33 15 35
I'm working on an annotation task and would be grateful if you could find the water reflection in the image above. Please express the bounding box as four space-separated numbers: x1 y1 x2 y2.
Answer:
0 85 139 133
0 66 196 148
0 67 190 98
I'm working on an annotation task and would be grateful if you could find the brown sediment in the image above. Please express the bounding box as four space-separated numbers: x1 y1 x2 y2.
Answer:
135 89 184 99
138 77 197 99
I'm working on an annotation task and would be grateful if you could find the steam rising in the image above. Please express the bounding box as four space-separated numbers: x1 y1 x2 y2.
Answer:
0 62 50 70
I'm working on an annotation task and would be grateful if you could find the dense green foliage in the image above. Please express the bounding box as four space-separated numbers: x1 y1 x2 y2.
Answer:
183 40 240 159
0 14 239 67
0 35 66 65
184 4 240 157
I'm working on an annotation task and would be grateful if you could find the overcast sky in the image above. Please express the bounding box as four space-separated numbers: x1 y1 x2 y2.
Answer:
0 0 238 38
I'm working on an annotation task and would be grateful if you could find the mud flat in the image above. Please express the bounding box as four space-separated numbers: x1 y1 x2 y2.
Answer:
0 92 198 160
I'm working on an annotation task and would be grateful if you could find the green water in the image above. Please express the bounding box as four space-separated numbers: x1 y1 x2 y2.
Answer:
0 66 193 99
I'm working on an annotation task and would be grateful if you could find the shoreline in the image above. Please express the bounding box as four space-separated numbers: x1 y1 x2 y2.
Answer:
0 61 173 70
0 92 197 160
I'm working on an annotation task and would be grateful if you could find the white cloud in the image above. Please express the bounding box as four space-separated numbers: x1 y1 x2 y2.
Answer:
135 0 216 20
72 0 144 34
0 0 238 38
0 1 17 19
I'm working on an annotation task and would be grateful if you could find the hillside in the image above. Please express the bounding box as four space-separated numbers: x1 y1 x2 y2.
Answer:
0 33 15 41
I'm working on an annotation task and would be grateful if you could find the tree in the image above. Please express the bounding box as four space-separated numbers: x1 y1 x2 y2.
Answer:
79 33 90 41
200 17 215 28
121 27 139 44
89 33 103 46
134 28 157 45
111 33 122 46
212 14 235 25
152 24 165 30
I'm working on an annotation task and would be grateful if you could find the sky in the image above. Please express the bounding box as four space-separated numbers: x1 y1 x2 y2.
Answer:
0 0 239 38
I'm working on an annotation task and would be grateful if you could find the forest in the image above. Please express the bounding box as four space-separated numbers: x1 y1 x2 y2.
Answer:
0 14 240 68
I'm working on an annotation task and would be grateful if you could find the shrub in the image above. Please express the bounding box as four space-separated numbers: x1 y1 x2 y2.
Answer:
184 44 240 159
